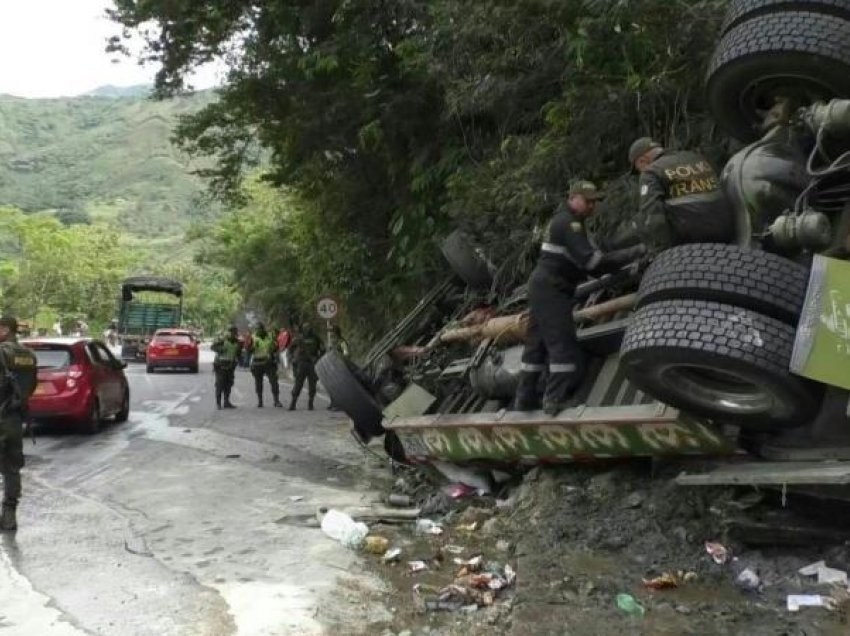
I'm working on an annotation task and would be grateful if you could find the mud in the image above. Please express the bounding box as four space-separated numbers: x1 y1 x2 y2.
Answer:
368 461 850 635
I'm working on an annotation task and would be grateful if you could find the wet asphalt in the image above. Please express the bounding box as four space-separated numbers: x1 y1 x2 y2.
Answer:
0 351 390 636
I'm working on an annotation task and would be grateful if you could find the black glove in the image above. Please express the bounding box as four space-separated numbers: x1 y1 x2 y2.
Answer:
593 243 648 274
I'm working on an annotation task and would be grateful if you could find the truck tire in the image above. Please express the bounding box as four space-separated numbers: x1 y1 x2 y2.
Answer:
721 0 850 34
316 351 385 442
620 299 823 430
440 230 493 290
636 244 809 325
706 11 850 141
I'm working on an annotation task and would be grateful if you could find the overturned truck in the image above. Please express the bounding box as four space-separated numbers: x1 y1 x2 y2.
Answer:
318 0 850 482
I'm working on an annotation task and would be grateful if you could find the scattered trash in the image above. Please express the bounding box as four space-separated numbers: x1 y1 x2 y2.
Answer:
363 535 390 555
409 560 429 573
735 568 761 592
383 547 402 563
320 509 369 549
445 545 465 555
496 539 511 552
616 593 645 617
454 555 484 576
443 483 477 499
413 561 516 612
288 495 304 502
798 560 849 585
456 521 478 533
642 573 680 590
705 541 729 565
415 519 444 536
787 594 834 612
387 493 412 507
641 571 698 590
432 460 492 494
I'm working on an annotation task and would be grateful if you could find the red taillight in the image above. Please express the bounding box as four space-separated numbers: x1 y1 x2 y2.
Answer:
66 364 84 389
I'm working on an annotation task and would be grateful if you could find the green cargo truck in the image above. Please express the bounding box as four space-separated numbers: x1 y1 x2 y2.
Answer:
118 276 184 361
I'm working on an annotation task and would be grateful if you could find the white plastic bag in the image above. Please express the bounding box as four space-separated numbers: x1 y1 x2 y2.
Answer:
321 509 369 549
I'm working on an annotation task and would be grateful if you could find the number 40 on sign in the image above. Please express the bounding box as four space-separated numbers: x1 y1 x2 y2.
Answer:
316 297 339 320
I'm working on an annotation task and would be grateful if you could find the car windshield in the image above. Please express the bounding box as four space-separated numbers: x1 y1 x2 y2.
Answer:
30 347 73 369
154 334 193 344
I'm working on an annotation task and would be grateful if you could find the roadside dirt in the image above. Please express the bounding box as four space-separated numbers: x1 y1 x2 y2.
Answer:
358 460 850 636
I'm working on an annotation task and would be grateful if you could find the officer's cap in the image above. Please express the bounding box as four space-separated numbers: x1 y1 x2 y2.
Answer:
0 316 18 333
628 137 662 165
568 180 604 201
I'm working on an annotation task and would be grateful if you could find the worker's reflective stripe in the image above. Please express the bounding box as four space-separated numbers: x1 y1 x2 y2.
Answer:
586 251 603 270
520 362 546 372
549 363 577 373
541 242 568 256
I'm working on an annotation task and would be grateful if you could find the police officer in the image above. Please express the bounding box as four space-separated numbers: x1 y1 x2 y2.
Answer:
250 323 282 408
628 137 734 253
514 181 646 415
289 323 324 411
0 316 37 532
211 326 242 409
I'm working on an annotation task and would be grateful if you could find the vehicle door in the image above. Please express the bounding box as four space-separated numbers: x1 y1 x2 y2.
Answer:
98 343 128 408
86 342 120 415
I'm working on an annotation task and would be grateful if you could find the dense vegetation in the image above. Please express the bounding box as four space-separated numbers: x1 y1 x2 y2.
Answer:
0 91 237 334
109 0 730 345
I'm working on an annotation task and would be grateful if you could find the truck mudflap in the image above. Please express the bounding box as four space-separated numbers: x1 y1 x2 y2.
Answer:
386 403 733 464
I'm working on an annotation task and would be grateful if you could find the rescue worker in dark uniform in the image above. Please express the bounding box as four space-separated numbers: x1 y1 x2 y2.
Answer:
289 323 324 411
628 137 734 253
0 316 37 532
514 182 646 415
211 326 242 409
250 323 282 408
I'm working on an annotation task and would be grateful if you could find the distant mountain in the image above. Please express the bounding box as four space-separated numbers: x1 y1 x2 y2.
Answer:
0 90 220 238
83 84 153 98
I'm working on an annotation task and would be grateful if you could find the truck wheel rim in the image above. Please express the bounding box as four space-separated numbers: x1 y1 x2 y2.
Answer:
658 363 786 417
740 73 833 124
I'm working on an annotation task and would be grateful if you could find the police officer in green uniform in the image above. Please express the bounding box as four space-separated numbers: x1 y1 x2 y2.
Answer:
628 137 734 253
250 323 283 408
289 323 324 411
211 326 242 409
514 182 646 415
0 316 37 532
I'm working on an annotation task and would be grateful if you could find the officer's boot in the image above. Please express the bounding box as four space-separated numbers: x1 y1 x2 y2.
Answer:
0 503 17 532
257 393 264 408
513 371 542 411
273 395 283 408
215 388 222 410
308 396 314 411
289 395 297 411
223 389 236 409
542 372 577 416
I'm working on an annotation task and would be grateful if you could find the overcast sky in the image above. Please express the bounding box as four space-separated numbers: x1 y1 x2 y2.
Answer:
0 0 222 98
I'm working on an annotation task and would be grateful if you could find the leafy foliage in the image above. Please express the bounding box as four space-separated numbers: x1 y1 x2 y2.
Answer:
110 0 732 340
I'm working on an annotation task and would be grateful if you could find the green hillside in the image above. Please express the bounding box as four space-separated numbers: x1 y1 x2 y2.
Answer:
0 90 218 236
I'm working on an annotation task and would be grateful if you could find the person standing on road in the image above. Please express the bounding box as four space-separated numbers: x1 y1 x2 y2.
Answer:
0 316 38 532
327 325 350 411
628 137 734 254
212 326 242 410
288 322 324 411
276 325 292 375
250 323 282 408
240 330 253 368
514 181 646 415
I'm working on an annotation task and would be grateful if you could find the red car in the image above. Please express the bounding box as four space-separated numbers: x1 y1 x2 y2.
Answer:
146 329 199 373
23 337 130 434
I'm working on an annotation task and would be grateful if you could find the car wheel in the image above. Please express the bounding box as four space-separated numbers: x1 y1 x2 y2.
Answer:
146 364 154 374
316 351 385 442
720 0 850 34
620 299 823 430
115 388 130 423
82 399 102 435
636 244 810 325
440 229 494 290
706 11 850 141
189 363 199 374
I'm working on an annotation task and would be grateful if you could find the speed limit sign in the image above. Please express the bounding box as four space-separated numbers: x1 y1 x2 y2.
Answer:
316 296 339 320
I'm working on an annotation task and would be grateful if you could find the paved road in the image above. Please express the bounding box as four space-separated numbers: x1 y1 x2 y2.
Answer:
0 353 390 636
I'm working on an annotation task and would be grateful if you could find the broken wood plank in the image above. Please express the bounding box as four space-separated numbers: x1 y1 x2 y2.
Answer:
676 461 850 486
